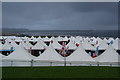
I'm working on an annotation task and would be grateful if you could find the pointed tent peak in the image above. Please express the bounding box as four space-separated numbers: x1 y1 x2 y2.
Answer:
74 38 81 44
34 42 64 61
114 37 120 42
24 41 33 49
97 40 108 50
115 37 119 40
66 44 95 62
52 39 62 50
3 42 33 61
112 38 120 50
94 44 119 62
57 36 63 41
43 36 49 40
5 38 12 43
10 40 19 48
50 36 55 41
51 36 55 39
45 36 49 39
21 36 28 40
86 37 90 40
108 37 115 41
64 36 68 38
37 39 44 42
97 37 102 41
21 40 25 44
32 39 47 50
63 36 69 41
37 36 42 40
76 36 81 38
47 42 54 49
20 41 29 49
66 40 77 50
2 41 13 50
25 40 33 47
19 41 24 47
31 36 34 38
24 37 29 41
103 38 108 42
15 37 23 42
96 37 103 44
57 36 62 38
92 36 96 39
82 40 95 50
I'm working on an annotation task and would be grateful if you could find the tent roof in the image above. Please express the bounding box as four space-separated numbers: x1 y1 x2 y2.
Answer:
63 36 68 41
3 43 34 61
21 41 32 49
66 45 95 62
52 39 62 50
94 45 119 62
2 41 13 50
112 38 120 50
32 39 47 50
103 38 108 43
82 40 95 50
66 40 77 50
34 43 64 61
97 40 108 50
57 36 63 41
10 40 19 48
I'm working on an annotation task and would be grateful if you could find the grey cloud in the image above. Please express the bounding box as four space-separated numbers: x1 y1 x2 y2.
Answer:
2 2 118 30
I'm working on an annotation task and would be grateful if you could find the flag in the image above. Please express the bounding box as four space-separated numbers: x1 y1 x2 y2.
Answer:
61 44 68 56
59 44 65 55
92 53 96 58
10 47 14 51
109 40 113 44
30 47 32 53
51 40 53 43
76 43 79 47
96 41 98 44
65 46 69 54
30 47 32 51
88 52 92 56
95 46 99 56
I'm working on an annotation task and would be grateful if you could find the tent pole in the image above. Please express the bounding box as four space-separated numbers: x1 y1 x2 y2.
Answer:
90 64 92 66
64 54 66 66
31 59 33 67
70 63 71 66
110 64 112 67
50 62 52 66
11 61 13 67
97 62 99 66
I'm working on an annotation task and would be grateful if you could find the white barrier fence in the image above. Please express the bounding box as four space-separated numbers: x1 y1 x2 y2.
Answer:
0 60 120 67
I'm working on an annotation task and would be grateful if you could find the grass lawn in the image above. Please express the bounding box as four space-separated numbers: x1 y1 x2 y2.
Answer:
1 66 120 78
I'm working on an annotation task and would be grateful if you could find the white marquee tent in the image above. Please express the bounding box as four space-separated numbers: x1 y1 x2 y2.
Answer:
2 43 35 66
94 45 119 63
33 43 64 66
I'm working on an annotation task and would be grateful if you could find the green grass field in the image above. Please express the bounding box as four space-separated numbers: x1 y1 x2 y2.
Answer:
1 66 120 78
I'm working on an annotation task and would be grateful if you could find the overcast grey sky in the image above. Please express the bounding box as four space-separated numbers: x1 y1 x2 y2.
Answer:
2 2 118 30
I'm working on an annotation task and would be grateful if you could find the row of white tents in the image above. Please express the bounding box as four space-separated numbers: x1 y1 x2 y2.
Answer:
0 36 117 44
0 36 120 66
0 36 120 50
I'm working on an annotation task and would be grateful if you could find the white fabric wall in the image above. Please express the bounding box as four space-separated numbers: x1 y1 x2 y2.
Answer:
2 61 31 67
